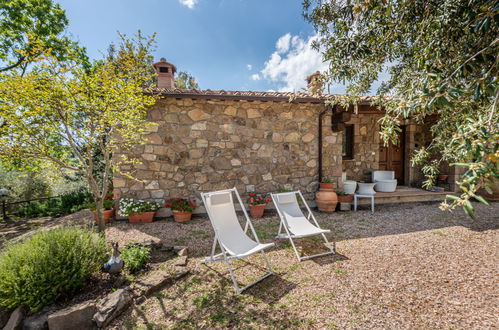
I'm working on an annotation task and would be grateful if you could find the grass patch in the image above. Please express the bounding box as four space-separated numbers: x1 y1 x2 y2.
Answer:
431 231 448 236
334 268 348 276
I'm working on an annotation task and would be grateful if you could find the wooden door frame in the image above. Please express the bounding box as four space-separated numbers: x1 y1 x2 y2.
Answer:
378 125 406 185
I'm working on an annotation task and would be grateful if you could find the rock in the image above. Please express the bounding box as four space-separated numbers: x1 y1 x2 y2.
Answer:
144 180 159 190
135 296 146 305
135 239 162 250
147 133 162 145
174 256 188 267
174 246 188 256
359 125 367 135
272 133 283 143
262 173 272 181
3 307 24 330
306 159 317 168
160 245 174 253
247 109 261 118
191 122 206 130
150 190 165 199
257 145 273 158
302 133 315 143
47 302 96 330
224 106 237 116
212 158 232 170
93 289 132 328
340 202 352 211
187 109 211 121
22 312 49 330
131 267 189 297
0 308 12 329
284 132 300 143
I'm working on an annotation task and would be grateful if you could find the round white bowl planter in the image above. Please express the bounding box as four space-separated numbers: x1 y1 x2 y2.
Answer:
357 182 376 195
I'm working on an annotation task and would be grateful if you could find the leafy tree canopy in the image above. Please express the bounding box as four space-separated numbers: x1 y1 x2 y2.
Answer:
0 0 86 72
174 71 199 89
304 0 498 216
0 31 159 230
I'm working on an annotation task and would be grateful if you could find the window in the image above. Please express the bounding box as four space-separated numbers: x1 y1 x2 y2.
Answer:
159 67 169 73
342 125 354 160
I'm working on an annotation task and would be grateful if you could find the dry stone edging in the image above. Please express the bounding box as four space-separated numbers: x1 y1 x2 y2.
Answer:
3 307 24 330
131 265 189 298
47 301 96 330
0 308 12 329
93 289 132 329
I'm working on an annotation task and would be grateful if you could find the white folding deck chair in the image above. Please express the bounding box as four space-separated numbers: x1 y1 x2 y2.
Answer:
271 191 335 262
201 188 274 294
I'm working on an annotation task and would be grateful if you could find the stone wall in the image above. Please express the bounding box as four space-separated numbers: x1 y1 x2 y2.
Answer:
342 113 383 182
113 97 342 215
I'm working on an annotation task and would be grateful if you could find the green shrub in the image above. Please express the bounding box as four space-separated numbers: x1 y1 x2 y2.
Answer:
121 245 150 273
17 190 92 218
0 226 107 311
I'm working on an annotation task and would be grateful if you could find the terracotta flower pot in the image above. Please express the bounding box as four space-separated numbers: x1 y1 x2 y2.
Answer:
173 210 192 222
438 174 448 181
477 181 499 201
249 204 266 218
128 211 155 223
337 195 354 203
93 208 114 224
316 183 338 212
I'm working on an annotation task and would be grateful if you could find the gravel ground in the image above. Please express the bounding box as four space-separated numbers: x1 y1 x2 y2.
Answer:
106 202 498 329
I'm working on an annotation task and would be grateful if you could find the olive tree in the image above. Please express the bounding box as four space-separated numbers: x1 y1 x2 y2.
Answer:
304 0 498 217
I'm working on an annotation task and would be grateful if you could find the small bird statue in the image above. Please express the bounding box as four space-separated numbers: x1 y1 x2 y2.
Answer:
103 242 124 274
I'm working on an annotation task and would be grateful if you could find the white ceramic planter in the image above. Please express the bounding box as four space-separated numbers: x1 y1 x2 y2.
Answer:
357 182 376 195
343 181 357 195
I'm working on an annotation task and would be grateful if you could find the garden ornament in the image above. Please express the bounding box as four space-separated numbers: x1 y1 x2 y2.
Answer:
103 242 124 274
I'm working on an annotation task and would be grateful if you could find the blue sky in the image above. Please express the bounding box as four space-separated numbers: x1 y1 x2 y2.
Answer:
57 0 342 93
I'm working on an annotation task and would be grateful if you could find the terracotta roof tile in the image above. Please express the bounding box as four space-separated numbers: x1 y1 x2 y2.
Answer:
155 88 373 104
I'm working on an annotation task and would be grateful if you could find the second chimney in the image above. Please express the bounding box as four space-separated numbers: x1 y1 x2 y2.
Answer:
306 71 323 94
153 58 177 89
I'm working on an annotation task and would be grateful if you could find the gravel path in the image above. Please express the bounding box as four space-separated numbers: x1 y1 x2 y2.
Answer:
107 202 498 329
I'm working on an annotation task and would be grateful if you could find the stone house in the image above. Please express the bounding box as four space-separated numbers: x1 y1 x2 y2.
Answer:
113 58 460 215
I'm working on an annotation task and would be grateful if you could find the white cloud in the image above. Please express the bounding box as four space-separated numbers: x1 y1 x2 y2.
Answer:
275 33 292 54
246 64 252 71
250 73 261 81
260 33 329 92
179 0 198 9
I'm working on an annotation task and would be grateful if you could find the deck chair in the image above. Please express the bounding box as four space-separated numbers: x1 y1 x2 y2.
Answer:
201 188 274 294
271 191 335 262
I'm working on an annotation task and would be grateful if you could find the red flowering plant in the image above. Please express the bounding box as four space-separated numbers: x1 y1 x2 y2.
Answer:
165 198 197 213
246 192 270 206
87 189 115 210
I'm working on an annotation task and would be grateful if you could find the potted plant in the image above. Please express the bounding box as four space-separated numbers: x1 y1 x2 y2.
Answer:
247 193 270 218
438 173 448 181
89 190 115 223
119 198 161 223
336 190 354 203
165 198 197 222
315 178 338 212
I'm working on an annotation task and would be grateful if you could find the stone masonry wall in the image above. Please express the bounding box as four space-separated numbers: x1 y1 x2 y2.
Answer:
342 113 383 182
113 97 342 215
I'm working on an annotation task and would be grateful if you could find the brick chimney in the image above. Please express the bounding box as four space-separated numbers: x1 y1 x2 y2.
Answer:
153 58 177 89
306 71 323 94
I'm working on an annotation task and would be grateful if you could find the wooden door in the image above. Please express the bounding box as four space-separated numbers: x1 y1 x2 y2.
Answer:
378 127 405 184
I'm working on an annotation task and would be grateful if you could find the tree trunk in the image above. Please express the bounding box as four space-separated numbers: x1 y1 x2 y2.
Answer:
95 198 105 232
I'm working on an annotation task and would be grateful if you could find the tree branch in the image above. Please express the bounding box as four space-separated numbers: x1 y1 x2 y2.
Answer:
0 56 26 73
